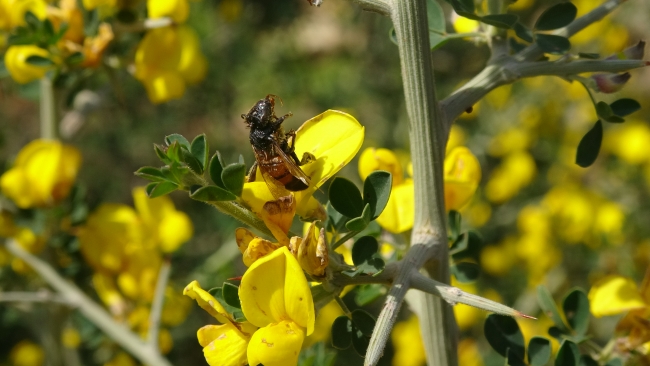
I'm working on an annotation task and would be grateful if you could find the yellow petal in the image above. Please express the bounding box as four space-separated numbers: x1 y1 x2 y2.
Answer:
92 273 127 318
247 320 305 366
358 147 403 186
147 0 188 23
241 183 293 245
443 146 481 211
391 316 426 366
589 276 647 317
376 180 414 233
4 45 51 84
177 26 207 84
158 210 193 252
236 227 283 267
199 324 250 366
239 247 315 334
293 110 364 214
77 203 141 273
183 280 231 324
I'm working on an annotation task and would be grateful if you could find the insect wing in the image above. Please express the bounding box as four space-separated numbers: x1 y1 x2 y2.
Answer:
272 142 311 190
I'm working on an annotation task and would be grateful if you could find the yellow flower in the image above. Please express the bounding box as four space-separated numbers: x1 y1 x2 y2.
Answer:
0 0 46 31
77 203 141 273
184 280 257 366
443 146 481 211
4 45 52 84
236 227 282 266
132 186 193 253
81 23 114 68
134 25 207 103
485 151 536 204
1 139 81 208
82 0 116 11
242 110 364 222
240 247 315 366
10 340 45 366
147 0 189 24
391 315 426 366
358 146 480 233
589 275 648 318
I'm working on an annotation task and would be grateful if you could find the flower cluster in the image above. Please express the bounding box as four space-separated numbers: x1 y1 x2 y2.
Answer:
134 0 208 103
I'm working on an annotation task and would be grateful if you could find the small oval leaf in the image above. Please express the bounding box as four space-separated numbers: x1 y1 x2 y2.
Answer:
363 170 392 219
535 2 577 31
480 14 519 29
562 288 590 335
190 185 237 202
351 236 379 266
536 34 571 54
575 120 603 168
555 340 580 366
147 181 178 198
222 282 241 309
451 261 480 283
331 316 352 350
351 309 375 337
329 177 364 218
221 163 246 197
209 152 225 188
165 134 191 150
484 314 525 359
610 98 641 117
191 134 209 171
528 337 552 366
537 285 569 332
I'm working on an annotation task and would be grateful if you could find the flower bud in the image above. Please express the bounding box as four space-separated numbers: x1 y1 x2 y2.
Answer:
606 40 646 61
590 72 631 94
4 45 52 84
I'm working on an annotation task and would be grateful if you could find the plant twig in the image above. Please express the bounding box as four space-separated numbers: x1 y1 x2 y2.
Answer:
147 258 172 350
0 291 71 305
440 0 635 131
351 0 391 16
40 76 57 140
3 239 173 366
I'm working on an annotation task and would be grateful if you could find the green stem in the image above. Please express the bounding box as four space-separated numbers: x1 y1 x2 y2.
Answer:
40 76 57 140
331 230 359 250
334 295 352 317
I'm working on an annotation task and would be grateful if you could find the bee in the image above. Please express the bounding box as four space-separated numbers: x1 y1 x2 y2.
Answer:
242 95 314 198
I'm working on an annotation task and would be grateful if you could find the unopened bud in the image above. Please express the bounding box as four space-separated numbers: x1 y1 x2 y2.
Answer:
606 40 646 61
591 73 631 94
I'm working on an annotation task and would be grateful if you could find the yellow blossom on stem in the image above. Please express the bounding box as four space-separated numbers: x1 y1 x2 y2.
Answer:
242 110 364 224
132 186 193 253
0 0 47 31
443 146 481 211
4 45 52 84
81 23 114 68
1 139 81 208
240 247 315 366
289 221 328 277
134 25 207 104
236 227 282 266
184 280 257 366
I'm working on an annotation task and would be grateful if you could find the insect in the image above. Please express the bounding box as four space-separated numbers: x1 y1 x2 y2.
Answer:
242 95 314 198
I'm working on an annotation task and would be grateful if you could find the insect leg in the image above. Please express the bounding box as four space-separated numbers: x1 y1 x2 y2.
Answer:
246 161 258 182
271 112 293 130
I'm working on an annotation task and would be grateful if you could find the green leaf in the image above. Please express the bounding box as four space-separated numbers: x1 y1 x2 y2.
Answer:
154 144 172 164
146 182 178 198
66 52 84 65
208 287 246 322
446 0 475 14
352 236 379 266
548 326 564 340
190 185 237 202
484 314 525 359
507 351 527 366
191 134 209 172
43 19 54 37
514 22 534 43
221 163 246 197
595 101 614 119
351 310 375 337
610 98 641 117
579 355 598 366
354 284 385 306
135 167 168 182
181 150 204 175
165 134 191 151
528 337 552 366
562 288 590 335
363 171 392 219
166 142 182 163
24 11 40 29
209 151 225 188
351 326 370 356
555 340 580 366
427 0 445 34
534 2 577 31
578 52 600 59
536 34 571 54
480 14 519 29
329 177 364 218
430 33 450 50
331 316 352 349
25 55 54 67
575 120 603 168
448 210 462 240
604 358 622 366
537 285 569 333
222 282 241 309
344 203 373 233
451 261 480 283
449 232 469 255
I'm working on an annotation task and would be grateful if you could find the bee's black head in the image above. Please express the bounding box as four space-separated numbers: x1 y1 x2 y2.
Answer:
242 95 277 128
